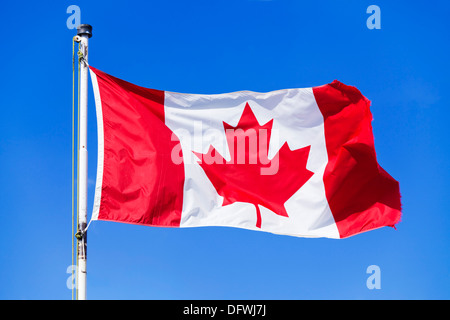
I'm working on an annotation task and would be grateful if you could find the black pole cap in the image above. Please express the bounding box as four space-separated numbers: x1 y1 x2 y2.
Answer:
77 24 93 38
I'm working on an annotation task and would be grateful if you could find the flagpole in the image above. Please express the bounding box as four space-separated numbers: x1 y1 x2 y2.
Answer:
75 23 92 300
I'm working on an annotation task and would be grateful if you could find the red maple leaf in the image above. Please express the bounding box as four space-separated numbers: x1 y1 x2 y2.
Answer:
194 103 314 228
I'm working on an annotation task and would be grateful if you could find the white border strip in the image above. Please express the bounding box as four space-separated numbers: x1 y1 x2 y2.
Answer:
89 69 104 221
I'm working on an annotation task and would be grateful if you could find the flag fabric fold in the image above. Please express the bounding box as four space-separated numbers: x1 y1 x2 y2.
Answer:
89 66 401 239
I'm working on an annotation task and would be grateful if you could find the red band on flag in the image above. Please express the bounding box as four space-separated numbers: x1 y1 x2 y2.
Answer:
313 80 401 238
90 67 185 227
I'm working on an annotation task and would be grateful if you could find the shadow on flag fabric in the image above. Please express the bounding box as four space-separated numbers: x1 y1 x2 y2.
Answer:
89 66 401 239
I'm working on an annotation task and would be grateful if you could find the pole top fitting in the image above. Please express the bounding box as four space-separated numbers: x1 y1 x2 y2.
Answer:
77 24 93 38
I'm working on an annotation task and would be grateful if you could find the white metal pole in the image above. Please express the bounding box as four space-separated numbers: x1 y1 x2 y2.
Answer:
75 24 92 301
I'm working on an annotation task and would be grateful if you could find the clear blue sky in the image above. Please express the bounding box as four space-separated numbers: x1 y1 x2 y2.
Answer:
0 0 449 299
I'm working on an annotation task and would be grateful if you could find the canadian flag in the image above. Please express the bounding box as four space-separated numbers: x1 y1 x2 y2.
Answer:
89 66 401 239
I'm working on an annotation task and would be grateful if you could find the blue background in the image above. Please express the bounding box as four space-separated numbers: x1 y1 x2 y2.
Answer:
0 0 449 299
